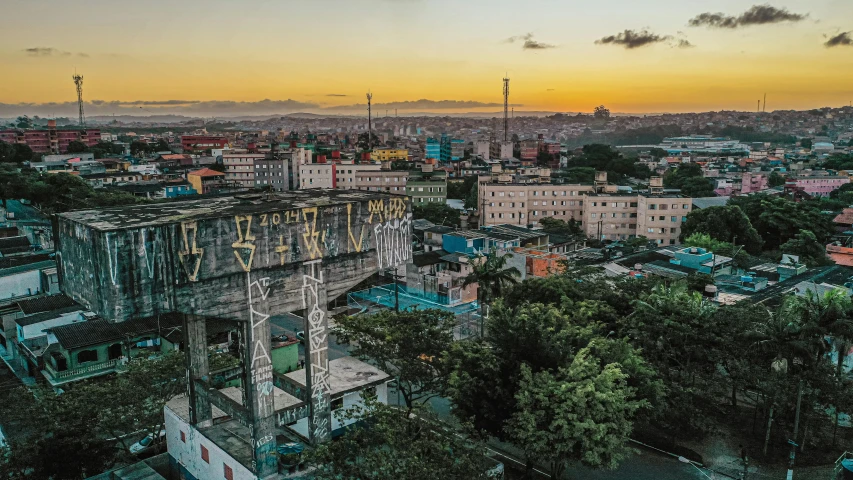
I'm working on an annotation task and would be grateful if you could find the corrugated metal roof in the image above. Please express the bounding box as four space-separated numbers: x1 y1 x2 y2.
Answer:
49 312 183 351
16 294 79 315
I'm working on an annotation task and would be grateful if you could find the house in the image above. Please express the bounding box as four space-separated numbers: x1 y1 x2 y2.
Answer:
187 168 227 195
406 250 478 305
0 256 58 301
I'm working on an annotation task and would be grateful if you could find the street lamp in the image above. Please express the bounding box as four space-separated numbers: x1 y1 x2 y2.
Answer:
678 456 713 479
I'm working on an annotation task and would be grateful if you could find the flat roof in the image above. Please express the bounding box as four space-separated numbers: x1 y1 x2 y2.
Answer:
57 190 402 231
284 356 390 397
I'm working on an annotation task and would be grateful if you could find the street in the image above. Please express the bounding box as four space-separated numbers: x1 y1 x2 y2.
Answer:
2 200 46 223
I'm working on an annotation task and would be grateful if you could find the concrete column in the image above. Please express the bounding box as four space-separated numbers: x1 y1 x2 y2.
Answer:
243 272 277 478
302 259 332 444
183 313 211 427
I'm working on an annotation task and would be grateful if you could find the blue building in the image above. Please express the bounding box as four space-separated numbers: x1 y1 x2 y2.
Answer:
425 138 441 160
439 134 464 162
164 182 197 198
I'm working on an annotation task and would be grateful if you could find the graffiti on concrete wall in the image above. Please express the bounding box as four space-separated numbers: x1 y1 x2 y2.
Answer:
178 221 204 282
302 259 331 443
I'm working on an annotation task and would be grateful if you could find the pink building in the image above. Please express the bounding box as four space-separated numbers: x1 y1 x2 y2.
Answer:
785 175 850 197
715 172 769 196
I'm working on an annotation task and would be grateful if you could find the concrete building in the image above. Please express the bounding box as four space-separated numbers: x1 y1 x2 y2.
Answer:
0 122 100 154
519 139 538 162
785 175 850 197
223 153 264 189
490 141 513 160
479 173 692 245
441 138 465 162
187 168 227 195
370 148 409 162
475 140 491 160
181 135 229 152
425 138 441 160
405 162 446 205
56 191 413 478
254 156 296 192
299 162 335 189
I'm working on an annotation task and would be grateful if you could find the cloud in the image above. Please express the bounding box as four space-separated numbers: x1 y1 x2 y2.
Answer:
116 100 201 106
825 31 853 47
0 99 320 118
505 33 557 50
325 94 349 97
327 99 523 111
23 47 89 57
595 29 691 49
688 4 807 29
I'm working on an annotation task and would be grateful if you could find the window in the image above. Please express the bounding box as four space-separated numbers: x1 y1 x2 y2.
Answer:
591 213 597 218
331 397 344 411
592 202 597 207
648 204 656 210
659 216 665 221
682 216 687 222
672 204 678 209
683 204 689 209
201 445 209 463
224 465 233 480
180 431 186 443
77 349 98 363
671 216 677 222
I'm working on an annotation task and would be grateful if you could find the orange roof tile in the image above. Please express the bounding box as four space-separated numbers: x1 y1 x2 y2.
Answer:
188 168 224 178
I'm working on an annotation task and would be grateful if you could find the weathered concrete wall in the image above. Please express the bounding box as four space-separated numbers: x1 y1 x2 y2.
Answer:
56 192 412 321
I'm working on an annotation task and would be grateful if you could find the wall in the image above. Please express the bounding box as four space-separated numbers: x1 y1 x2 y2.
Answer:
271 342 298 375
0 269 41 300
288 382 389 439
165 407 255 480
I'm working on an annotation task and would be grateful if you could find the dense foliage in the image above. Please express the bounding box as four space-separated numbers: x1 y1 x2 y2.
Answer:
0 166 143 211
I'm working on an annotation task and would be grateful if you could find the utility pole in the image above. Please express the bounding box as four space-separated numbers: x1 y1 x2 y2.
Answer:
787 380 804 479
73 73 85 126
502 76 510 142
366 91 373 151
763 93 767 113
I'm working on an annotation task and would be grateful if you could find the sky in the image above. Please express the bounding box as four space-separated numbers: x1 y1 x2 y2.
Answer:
1 0 853 117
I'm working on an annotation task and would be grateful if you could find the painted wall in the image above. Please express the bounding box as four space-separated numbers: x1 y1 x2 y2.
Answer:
288 382 389 439
165 407 255 480
0 269 41 300
18 310 85 342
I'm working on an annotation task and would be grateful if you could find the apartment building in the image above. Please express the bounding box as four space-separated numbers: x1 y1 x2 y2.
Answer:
475 140 491 160
479 173 691 245
354 169 408 193
406 164 447 204
254 156 297 192
490 141 513 160
180 135 228 152
222 153 264 188
441 138 465 162
520 139 538 161
299 162 335 189
425 138 441 160
371 148 409 162
0 122 100 154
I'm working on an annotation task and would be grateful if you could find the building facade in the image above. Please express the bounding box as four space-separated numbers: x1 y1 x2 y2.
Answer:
181 135 229 152
223 153 264 189
371 148 409 161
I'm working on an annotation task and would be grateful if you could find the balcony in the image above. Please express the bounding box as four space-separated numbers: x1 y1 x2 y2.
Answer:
43 357 125 386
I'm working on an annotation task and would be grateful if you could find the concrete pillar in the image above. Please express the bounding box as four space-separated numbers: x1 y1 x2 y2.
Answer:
302 259 332 444
243 272 277 478
183 313 211 427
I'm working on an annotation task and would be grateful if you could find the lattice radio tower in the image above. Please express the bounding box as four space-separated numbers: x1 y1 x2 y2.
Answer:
366 91 373 150
502 76 510 142
73 74 85 126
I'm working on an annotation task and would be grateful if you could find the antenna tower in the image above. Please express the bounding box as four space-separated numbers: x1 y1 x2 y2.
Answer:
73 74 85 126
366 91 373 150
502 76 510 142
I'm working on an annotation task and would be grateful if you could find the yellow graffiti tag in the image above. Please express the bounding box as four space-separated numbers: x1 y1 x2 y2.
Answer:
346 203 365 253
232 215 256 272
275 235 289 265
301 207 323 260
385 197 407 220
178 221 204 282
367 199 385 224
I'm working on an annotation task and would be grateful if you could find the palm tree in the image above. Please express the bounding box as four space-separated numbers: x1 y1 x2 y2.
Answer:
461 248 521 336
782 289 853 372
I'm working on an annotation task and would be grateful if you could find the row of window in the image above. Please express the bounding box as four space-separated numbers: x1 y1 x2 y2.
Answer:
180 430 234 480
647 203 690 210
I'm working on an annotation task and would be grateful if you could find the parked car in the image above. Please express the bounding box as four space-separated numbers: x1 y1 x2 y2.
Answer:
129 429 166 454
296 331 305 343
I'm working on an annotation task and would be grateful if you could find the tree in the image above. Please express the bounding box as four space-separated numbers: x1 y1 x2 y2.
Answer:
663 162 703 189
334 309 455 415
768 171 786 187
12 144 33 163
780 230 832 266
680 205 763 254
682 233 750 269
593 105 611 120
464 182 478 210
462 248 521 317
801 138 813 150
412 202 461 227
649 147 668 159
0 141 16 163
538 217 583 237
308 397 493 480
729 194 835 251
130 140 152 156
155 138 171 152
679 176 715 197
15 116 32 129
66 140 89 154
506 351 644 478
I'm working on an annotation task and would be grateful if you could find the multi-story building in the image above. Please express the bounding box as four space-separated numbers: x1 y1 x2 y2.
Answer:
180 135 228 152
0 122 100 154
520 139 538 162
475 140 491 160
479 173 692 245
187 168 227 194
490 141 513 160
299 162 335 189
254 156 297 192
222 153 264 189
425 138 441 160
785 175 850 197
371 148 409 162
406 162 447 205
441 138 465 162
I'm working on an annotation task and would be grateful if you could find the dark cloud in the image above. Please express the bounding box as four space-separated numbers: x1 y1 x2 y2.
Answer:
523 39 556 50
825 31 853 47
23 47 88 57
595 29 690 49
0 99 320 117
506 33 556 50
326 94 349 97
688 5 807 29
327 99 523 111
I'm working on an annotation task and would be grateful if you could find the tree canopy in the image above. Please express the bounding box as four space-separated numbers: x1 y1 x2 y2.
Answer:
412 202 461 227
680 205 763 254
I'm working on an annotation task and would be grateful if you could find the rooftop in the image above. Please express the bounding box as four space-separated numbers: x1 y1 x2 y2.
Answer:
48 312 183 350
57 190 402 231
187 167 225 178
16 294 79 316
284 356 390 397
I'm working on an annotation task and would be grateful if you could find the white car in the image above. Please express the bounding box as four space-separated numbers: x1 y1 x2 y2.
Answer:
129 430 165 454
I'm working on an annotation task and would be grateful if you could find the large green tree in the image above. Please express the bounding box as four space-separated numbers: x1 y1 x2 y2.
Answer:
507 351 644 478
334 309 455 415
680 205 763 253
780 230 832 266
729 194 835 251
66 140 89 154
309 398 493 480
412 202 461 227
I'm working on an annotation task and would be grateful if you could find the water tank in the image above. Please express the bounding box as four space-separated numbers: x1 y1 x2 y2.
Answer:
634 264 643 271
703 284 717 298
